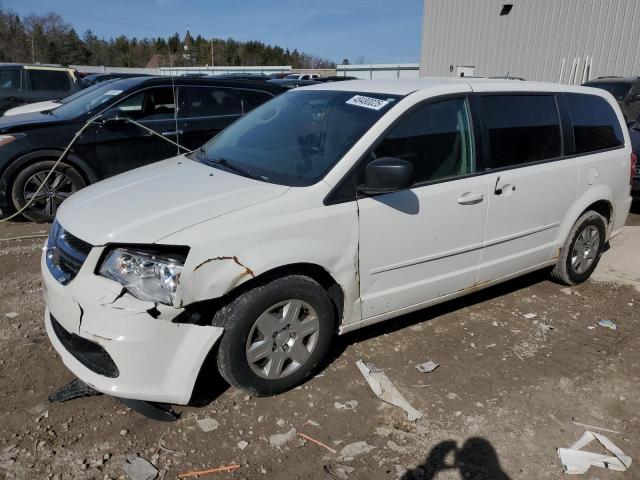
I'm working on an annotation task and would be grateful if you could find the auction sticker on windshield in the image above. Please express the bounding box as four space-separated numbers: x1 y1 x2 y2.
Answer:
346 95 390 110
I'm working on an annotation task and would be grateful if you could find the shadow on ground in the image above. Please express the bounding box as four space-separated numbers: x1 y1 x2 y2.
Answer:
402 437 511 480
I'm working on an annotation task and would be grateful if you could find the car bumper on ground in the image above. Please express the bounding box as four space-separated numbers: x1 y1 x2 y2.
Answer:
42 250 224 405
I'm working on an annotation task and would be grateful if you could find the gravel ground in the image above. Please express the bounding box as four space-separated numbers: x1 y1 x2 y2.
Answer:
0 202 638 480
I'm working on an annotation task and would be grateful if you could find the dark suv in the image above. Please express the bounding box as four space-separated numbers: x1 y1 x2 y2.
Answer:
0 76 285 221
583 77 640 123
0 65 81 115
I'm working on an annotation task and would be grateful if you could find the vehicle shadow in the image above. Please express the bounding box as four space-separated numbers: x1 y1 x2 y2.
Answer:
401 437 511 479
329 267 553 363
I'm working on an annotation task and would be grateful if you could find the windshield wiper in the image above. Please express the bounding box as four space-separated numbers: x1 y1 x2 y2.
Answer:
208 157 261 180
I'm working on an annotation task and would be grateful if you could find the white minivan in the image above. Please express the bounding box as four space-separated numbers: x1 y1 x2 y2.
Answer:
42 78 634 405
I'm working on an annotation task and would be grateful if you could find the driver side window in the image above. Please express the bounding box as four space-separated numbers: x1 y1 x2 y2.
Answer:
109 87 176 121
371 98 475 185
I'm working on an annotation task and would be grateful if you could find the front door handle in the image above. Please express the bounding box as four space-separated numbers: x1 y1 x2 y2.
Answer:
457 192 485 205
161 130 183 137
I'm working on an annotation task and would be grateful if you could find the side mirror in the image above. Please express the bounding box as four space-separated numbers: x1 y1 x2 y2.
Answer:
361 157 414 195
100 109 125 125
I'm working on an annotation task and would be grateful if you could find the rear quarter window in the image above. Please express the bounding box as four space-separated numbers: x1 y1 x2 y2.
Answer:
480 94 562 168
28 70 72 91
566 93 624 153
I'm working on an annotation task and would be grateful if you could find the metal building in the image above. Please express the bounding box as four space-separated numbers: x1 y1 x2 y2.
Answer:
420 0 640 83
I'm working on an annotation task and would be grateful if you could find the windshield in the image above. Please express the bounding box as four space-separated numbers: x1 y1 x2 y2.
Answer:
52 78 140 119
58 79 118 104
585 82 633 101
195 90 400 186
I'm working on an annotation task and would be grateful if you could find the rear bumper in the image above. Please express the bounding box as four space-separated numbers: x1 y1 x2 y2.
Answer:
42 248 224 405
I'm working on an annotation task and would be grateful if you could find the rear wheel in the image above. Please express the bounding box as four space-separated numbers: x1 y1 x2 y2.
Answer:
11 160 86 222
551 210 607 285
212 275 335 396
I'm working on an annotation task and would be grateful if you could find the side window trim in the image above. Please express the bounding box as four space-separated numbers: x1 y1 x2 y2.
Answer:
477 91 565 172
324 93 480 206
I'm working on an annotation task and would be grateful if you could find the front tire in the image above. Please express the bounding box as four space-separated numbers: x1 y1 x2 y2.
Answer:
11 160 86 222
551 210 607 285
212 275 335 396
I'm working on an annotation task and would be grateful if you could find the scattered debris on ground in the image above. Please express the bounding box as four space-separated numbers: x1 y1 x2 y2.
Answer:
123 454 158 480
356 360 423 421
598 319 618 330
415 360 439 373
557 431 632 474
47 378 101 403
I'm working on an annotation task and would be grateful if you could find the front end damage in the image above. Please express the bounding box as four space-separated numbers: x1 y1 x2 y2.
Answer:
42 243 224 405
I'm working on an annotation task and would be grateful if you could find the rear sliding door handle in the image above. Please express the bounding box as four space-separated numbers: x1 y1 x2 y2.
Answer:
456 192 485 205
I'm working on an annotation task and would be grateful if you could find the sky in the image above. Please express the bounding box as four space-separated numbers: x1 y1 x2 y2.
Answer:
4 0 424 64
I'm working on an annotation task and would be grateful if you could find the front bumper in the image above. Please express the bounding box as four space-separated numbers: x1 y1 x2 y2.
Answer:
42 247 224 405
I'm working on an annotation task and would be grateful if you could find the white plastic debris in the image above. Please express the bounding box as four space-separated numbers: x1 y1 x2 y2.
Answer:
196 417 219 432
416 360 439 373
340 441 375 459
123 454 158 480
523 313 538 319
334 400 359 410
356 360 423 421
269 428 297 449
4 312 18 318
598 319 618 330
557 431 632 474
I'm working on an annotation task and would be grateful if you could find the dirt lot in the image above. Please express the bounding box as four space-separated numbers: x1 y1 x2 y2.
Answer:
1 202 639 480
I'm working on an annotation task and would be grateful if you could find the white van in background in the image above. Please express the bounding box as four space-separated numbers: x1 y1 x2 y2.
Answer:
42 78 634 405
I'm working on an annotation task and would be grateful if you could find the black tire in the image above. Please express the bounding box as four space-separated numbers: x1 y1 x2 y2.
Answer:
551 210 607 285
212 275 335 396
11 160 86 222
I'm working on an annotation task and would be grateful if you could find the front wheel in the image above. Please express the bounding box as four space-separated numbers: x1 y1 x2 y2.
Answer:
212 275 335 396
11 160 86 222
551 210 607 285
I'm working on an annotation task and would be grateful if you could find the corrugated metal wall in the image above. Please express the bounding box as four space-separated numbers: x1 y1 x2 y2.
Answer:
420 0 640 83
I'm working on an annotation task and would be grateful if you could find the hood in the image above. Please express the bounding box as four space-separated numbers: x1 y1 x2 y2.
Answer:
0 110 67 132
3 100 59 117
56 156 289 245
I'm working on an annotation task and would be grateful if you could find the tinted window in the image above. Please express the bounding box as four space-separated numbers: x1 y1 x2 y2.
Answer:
584 82 632 101
0 69 20 90
110 87 176 121
182 86 242 118
241 90 274 110
481 95 561 168
372 98 474 184
566 93 624 153
28 70 71 91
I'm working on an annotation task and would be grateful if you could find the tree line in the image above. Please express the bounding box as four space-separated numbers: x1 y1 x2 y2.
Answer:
0 8 336 69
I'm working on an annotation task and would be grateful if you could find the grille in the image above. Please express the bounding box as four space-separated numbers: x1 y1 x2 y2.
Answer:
46 221 93 285
61 230 92 256
50 314 119 378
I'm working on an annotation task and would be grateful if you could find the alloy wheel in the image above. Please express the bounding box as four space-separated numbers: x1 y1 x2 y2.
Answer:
570 225 600 274
245 299 320 380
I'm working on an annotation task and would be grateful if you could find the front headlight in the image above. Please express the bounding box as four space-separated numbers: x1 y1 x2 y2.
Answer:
99 248 187 305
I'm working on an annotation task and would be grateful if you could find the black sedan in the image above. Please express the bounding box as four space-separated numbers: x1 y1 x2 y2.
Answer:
0 76 285 221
